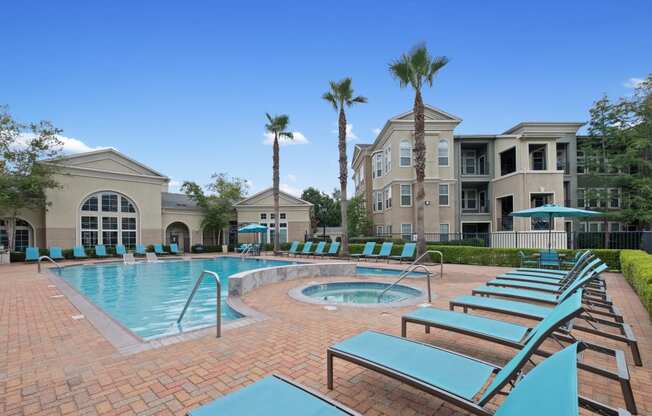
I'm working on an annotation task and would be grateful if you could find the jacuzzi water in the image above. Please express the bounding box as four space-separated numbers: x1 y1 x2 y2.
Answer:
56 257 294 339
301 281 422 304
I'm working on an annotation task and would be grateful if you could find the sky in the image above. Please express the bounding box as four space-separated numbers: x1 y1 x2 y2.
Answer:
2 1 650 197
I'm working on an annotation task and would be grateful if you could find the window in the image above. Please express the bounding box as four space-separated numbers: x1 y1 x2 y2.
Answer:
577 150 585 174
400 140 411 166
384 147 391 173
529 144 547 170
440 224 449 242
438 140 449 166
462 150 476 175
556 143 568 173
14 229 29 252
401 224 412 241
101 193 118 212
500 147 516 176
81 196 98 211
270 213 275 220
280 213 286 219
461 189 477 210
374 153 383 178
530 193 554 230
376 225 385 236
609 189 621 209
374 191 383 212
577 188 585 208
80 192 137 248
121 197 136 213
609 222 621 232
439 184 449 206
260 213 267 220
400 184 412 207
384 186 392 209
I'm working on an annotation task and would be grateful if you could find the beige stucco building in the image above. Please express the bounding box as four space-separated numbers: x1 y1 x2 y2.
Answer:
352 105 585 240
0 149 311 253
234 188 312 244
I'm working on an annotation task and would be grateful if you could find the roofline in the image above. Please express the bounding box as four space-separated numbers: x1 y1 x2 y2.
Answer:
42 148 169 179
502 122 586 135
233 187 313 206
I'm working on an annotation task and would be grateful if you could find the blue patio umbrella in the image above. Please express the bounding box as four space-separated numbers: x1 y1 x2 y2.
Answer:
238 223 268 246
510 204 600 250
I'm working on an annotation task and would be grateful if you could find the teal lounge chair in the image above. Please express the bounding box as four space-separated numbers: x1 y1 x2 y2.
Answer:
48 247 64 260
367 242 393 261
400 290 636 409
154 244 169 255
298 241 313 257
25 247 39 262
135 244 146 255
317 242 340 257
327 306 629 416
538 250 561 269
517 250 538 268
308 241 326 256
504 251 593 279
94 245 108 257
390 243 416 262
562 250 586 269
115 244 126 256
73 245 87 259
350 242 375 260
280 241 299 256
188 344 629 416
170 243 180 255
325 241 340 256
187 374 361 416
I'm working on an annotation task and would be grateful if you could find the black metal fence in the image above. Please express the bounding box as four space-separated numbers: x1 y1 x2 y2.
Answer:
369 231 652 253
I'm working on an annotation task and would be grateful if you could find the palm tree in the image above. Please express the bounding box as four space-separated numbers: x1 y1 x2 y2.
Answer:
389 44 448 255
322 78 367 256
265 113 293 253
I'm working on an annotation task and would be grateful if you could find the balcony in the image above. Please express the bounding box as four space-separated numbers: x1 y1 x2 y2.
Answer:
461 144 490 178
462 200 490 214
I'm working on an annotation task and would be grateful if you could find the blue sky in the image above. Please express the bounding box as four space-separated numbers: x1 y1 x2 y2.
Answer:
2 1 650 197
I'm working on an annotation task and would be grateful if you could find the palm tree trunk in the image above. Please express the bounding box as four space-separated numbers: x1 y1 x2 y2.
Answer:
413 90 427 255
5 216 15 252
273 134 281 254
338 108 350 256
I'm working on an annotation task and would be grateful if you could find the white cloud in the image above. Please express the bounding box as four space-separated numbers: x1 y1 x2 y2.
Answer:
330 123 358 141
287 173 297 182
624 77 644 88
372 127 382 135
168 179 182 193
14 133 109 155
262 131 309 146
280 183 302 197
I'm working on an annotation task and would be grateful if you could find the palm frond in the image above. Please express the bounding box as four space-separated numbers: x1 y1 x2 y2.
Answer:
347 95 368 106
322 91 339 111
425 56 449 86
280 131 294 140
388 56 412 88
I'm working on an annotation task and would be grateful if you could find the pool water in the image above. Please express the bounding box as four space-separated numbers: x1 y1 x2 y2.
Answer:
57 257 293 339
356 266 426 278
301 281 422 304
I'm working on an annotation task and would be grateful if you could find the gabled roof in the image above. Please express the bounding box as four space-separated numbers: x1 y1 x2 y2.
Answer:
234 187 312 207
161 192 199 210
43 148 169 179
502 122 585 135
390 104 462 122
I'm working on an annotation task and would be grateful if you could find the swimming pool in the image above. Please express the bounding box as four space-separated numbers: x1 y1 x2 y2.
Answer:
57 257 294 340
301 281 422 304
356 266 426 278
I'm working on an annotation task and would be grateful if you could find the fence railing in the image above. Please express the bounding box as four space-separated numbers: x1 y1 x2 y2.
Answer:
368 231 652 253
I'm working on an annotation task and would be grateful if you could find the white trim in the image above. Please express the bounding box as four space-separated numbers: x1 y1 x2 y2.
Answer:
438 183 450 207
77 189 141 247
399 183 412 207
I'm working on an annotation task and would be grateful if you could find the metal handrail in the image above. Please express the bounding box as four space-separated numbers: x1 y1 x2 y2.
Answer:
240 244 252 257
177 270 222 338
37 255 62 273
377 250 443 303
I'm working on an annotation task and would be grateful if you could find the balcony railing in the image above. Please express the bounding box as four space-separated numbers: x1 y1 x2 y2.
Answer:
461 201 490 214
461 160 489 176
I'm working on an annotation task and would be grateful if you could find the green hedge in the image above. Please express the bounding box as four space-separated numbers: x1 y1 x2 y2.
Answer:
620 250 652 319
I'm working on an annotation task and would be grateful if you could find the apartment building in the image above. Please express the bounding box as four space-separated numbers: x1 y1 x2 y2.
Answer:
351 105 584 237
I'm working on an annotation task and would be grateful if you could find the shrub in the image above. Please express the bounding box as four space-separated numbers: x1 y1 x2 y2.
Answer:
192 244 222 253
620 250 652 319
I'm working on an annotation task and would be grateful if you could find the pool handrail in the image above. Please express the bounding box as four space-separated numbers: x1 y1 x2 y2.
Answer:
37 255 62 273
177 270 222 338
377 250 443 303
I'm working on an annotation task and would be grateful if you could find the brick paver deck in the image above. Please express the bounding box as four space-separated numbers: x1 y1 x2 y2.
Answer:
1 256 650 415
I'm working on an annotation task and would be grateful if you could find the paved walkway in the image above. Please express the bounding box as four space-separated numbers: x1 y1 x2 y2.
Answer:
0 256 650 415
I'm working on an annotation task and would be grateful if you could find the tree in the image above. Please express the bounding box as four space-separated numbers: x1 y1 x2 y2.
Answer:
0 106 62 251
389 44 448 254
181 173 248 246
322 78 367 255
265 113 293 253
584 74 652 228
347 195 373 237
301 187 341 232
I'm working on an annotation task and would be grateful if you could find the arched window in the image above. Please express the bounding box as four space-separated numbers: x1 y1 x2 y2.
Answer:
400 140 412 167
438 139 449 166
79 192 138 249
0 219 33 252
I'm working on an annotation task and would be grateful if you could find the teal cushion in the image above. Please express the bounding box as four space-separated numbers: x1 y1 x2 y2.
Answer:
189 375 350 415
331 331 494 400
495 344 579 416
474 286 558 303
503 271 564 280
489 279 560 291
452 296 553 319
405 308 529 343
497 274 563 284
515 268 566 276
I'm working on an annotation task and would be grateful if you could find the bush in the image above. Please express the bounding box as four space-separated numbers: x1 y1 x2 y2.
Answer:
191 244 222 253
426 238 486 247
620 250 652 319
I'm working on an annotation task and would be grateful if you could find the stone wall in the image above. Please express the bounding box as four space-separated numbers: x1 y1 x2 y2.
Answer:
228 262 356 297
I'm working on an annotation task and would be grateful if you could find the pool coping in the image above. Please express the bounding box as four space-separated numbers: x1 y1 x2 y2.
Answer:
288 279 430 308
46 266 270 355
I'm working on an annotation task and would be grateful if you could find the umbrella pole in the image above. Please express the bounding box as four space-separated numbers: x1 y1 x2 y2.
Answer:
548 213 552 251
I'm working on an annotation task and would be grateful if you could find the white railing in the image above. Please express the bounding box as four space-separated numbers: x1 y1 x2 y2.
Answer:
37 256 62 273
177 270 222 338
